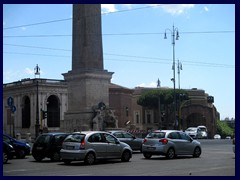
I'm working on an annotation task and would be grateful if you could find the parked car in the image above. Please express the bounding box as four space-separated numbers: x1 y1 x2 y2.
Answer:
32 132 69 161
197 125 208 139
185 127 201 139
3 134 31 158
60 131 132 165
142 130 201 159
214 134 221 139
225 136 231 139
3 141 15 164
109 130 143 152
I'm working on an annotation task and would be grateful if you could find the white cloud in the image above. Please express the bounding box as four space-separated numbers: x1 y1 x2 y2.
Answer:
151 4 195 15
137 81 157 88
24 68 34 75
101 4 194 15
21 27 27 31
204 6 209 12
101 4 117 13
3 70 23 83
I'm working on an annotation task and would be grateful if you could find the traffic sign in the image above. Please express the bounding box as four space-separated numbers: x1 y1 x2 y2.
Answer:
7 97 14 107
11 105 16 113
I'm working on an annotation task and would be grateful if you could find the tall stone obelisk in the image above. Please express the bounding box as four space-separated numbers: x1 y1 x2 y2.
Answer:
62 4 113 131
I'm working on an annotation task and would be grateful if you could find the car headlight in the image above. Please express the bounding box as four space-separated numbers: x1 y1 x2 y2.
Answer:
26 143 31 148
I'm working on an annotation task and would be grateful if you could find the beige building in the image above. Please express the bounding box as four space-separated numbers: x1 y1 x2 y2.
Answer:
3 78 219 138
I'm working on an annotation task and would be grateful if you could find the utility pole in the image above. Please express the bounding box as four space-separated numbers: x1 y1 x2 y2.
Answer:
164 25 180 129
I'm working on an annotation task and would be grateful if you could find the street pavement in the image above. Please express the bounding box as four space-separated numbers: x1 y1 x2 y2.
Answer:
3 139 235 176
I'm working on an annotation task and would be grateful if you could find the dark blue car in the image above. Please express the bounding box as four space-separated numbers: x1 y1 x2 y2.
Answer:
3 134 31 158
32 132 69 161
3 141 15 163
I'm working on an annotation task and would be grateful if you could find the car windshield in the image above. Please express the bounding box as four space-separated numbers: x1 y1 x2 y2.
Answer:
36 135 51 144
54 134 68 145
198 127 207 131
64 134 85 143
186 128 197 131
146 132 165 139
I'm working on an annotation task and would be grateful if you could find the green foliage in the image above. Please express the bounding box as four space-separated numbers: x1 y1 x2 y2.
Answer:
137 89 188 108
216 120 234 138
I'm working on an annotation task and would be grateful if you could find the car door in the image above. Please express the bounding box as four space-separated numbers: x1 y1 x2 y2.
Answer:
103 133 122 158
88 133 107 158
167 132 184 154
178 132 195 154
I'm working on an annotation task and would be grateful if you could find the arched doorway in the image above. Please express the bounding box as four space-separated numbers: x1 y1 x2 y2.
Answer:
47 95 60 127
22 96 31 128
186 113 206 127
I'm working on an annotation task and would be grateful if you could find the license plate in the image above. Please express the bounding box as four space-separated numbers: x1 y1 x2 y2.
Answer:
66 146 74 150
147 147 155 150
36 147 43 150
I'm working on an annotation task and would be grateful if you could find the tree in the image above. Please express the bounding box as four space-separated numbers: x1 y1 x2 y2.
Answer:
137 89 188 108
216 119 234 138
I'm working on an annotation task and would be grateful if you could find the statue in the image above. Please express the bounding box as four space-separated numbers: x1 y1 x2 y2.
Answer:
92 103 118 131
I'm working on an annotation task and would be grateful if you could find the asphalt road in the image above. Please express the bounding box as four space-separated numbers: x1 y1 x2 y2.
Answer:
3 139 235 176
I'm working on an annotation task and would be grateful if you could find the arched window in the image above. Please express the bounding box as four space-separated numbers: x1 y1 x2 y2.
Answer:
22 96 31 128
47 95 60 127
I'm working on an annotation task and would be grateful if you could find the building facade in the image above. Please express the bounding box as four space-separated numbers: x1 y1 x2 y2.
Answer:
3 78 219 138
3 78 68 138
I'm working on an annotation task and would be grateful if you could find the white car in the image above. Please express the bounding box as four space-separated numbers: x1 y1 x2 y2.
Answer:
214 134 221 139
197 126 208 139
185 127 201 139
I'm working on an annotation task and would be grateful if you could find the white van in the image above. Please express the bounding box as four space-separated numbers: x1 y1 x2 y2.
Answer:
197 126 208 139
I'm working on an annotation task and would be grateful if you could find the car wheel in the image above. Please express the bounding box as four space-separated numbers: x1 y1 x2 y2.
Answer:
63 160 71 165
16 149 26 159
193 147 201 158
51 152 61 161
84 152 95 165
166 148 175 159
143 153 152 159
3 152 8 164
33 155 44 162
121 150 131 162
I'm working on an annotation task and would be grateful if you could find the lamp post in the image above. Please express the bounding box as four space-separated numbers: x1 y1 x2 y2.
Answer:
164 25 179 129
34 64 40 138
177 59 182 90
157 79 161 129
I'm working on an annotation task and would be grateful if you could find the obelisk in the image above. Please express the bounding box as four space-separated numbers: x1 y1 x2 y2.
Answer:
62 4 113 132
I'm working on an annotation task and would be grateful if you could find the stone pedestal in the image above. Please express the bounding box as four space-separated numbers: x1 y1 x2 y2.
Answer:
61 70 113 132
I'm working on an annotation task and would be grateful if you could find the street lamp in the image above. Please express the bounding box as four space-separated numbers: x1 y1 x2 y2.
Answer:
157 79 161 129
177 59 182 90
34 64 40 138
164 25 180 129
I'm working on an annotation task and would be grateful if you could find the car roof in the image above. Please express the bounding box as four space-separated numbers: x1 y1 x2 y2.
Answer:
40 132 69 136
109 130 127 133
72 131 110 135
186 127 198 129
197 125 207 128
153 130 182 133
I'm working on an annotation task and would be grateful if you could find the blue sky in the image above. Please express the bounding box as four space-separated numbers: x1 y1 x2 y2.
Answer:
3 4 235 119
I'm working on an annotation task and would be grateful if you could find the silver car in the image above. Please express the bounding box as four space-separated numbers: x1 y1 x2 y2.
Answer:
60 131 132 165
142 130 201 159
109 131 143 152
